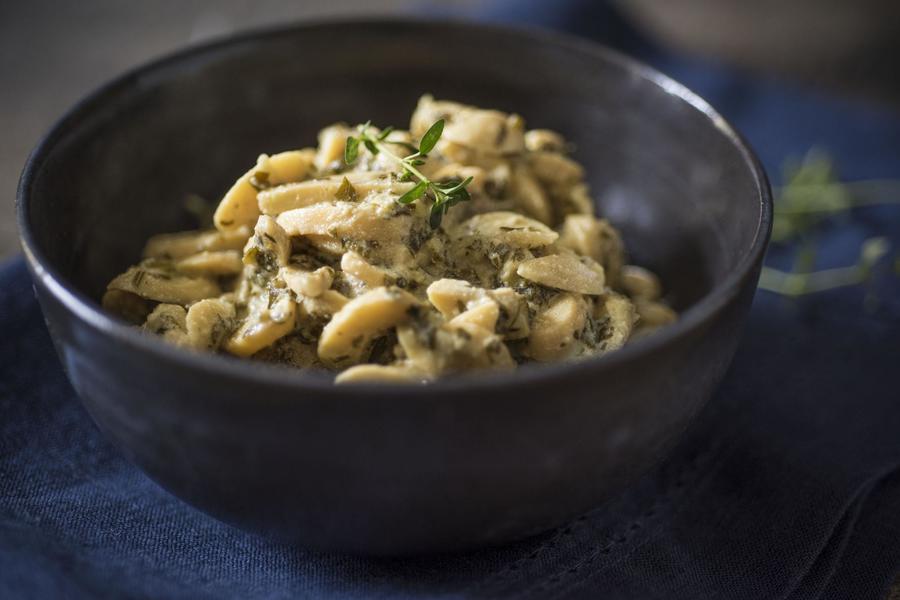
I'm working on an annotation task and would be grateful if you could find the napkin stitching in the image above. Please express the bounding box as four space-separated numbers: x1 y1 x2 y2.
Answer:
472 439 720 595
530 443 724 599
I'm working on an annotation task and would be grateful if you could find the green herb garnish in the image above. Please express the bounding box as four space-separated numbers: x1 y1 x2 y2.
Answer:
343 119 473 228
759 150 899 297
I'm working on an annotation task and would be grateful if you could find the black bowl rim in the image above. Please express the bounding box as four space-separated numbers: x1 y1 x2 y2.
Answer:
16 16 773 396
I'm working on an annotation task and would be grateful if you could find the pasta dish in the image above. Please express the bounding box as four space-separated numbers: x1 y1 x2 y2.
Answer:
103 96 675 383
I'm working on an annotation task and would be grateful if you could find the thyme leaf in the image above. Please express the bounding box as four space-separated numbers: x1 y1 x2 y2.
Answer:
342 118 472 228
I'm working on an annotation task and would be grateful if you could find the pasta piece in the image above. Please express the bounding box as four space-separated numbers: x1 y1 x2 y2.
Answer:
426 279 530 341
516 253 606 295
280 266 334 298
566 184 595 216
335 363 428 384
243 215 291 272
254 335 323 369
213 150 315 231
298 289 349 318
318 287 418 366
454 212 558 248
396 319 515 376
558 215 625 285
143 227 250 260
621 265 662 301
143 304 189 346
314 125 353 172
108 262 220 305
225 292 296 357
526 151 584 189
527 293 588 362
510 166 553 225
176 250 243 276
276 196 415 261
634 299 678 331
448 301 500 331
524 129 567 153
340 251 387 292
411 95 525 156
595 292 637 351
258 172 414 215
185 298 236 350
101 289 153 324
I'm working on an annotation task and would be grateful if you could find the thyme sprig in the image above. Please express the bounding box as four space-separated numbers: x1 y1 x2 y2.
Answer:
759 150 899 297
343 119 473 228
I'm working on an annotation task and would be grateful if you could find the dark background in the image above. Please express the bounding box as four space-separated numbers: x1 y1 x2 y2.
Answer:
3 0 899 259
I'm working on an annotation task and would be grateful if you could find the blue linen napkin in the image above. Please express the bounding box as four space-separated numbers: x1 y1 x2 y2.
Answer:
3 1 900 598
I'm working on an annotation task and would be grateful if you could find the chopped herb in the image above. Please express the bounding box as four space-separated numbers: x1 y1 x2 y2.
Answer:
335 176 359 202
343 136 360 164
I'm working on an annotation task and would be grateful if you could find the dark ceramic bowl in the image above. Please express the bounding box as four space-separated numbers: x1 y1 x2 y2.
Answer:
17 19 771 555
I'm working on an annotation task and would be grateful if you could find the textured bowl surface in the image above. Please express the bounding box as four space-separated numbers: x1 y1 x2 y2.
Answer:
17 19 771 555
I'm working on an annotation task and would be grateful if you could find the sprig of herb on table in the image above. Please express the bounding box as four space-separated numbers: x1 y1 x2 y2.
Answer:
759 150 899 296
343 119 473 228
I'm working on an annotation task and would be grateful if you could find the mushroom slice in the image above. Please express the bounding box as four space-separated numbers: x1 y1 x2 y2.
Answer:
517 253 606 295
108 261 220 305
176 250 243 277
318 287 418 366
621 265 662 301
185 298 236 350
527 293 588 362
258 172 414 215
225 292 296 357
213 150 316 231
143 227 251 260
454 211 558 248
280 266 334 298
335 363 429 385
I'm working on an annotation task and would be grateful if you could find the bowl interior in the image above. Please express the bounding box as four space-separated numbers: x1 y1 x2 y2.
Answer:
23 20 762 327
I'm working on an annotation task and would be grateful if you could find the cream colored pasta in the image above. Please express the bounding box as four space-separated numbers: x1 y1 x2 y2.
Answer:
103 96 677 382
